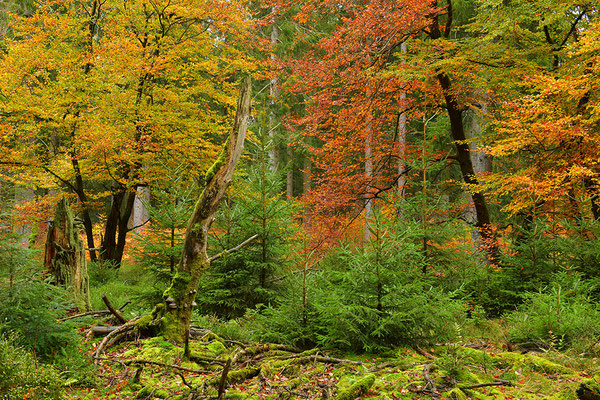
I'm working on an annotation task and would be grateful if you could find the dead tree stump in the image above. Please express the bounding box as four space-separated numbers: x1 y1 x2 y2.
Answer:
45 197 91 311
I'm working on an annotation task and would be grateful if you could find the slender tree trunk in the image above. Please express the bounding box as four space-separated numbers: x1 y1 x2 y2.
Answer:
268 13 280 172
71 157 97 262
463 108 493 246
397 42 407 199
364 121 373 243
145 78 251 353
286 143 294 200
132 184 150 232
303 157 311 195
101 188 136 266
429 5 499 263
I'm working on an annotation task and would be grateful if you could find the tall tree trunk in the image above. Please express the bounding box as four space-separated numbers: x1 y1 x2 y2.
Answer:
144 78 251 352
397 42 407 200
303 157 311 195
45 197 91 311
286 143 294 200
364 121 373 243
131 184 150 233
429 3 499 263
71 157 97 262
268 13 280 172
101 188 136 266
463 108 493 247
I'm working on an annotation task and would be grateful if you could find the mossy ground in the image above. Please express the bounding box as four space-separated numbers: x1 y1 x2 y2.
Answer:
66 334 600 399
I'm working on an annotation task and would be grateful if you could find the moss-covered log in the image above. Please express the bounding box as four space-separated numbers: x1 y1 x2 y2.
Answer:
44 196 91 311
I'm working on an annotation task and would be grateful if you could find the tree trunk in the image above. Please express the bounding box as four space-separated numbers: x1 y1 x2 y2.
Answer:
44 197 91 311
144 78 251 352
463 108 493 249
268 14 280 172
286 143 294 200
71 157 97 262
100 188 136 267
397 42 407 200
131 184 150 232
429 4 499 264
364 120 373 243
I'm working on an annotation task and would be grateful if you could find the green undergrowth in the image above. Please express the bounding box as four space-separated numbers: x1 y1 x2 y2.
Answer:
66 334 600 400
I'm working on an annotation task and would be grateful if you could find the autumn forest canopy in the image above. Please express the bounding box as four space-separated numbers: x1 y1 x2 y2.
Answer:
3 0 600 399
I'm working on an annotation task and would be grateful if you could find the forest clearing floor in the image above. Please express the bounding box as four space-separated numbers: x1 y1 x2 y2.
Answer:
64 329 600 400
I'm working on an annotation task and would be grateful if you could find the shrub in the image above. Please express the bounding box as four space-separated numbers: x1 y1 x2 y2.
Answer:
0 231 80 360
0 333 63 400
506 271 600 350
253 216 467 352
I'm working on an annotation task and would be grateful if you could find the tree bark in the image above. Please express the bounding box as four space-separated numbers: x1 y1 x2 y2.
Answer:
146 78 251 353
286 143 294 200
429 2 499 263
397 42 407 200
100 188 136 267
71 157 97 262
45 197 91 311
268 13 280 172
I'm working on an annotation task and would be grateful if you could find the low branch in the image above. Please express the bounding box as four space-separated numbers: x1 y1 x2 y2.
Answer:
209 234 259 262
102 294 128 324
127 218 150 233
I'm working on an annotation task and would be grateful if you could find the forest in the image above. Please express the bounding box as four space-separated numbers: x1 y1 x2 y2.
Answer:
1 0 600 399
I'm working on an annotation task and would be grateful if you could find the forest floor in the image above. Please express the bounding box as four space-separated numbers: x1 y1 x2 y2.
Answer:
64 327 600 400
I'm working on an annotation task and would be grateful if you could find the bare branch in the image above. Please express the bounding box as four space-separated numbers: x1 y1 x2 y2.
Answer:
209 234 259 262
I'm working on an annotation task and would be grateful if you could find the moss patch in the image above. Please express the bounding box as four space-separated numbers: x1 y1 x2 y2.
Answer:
334 374 375 400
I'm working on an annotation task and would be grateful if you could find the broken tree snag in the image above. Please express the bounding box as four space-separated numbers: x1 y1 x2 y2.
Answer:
149 77 252 350
45 197 91 311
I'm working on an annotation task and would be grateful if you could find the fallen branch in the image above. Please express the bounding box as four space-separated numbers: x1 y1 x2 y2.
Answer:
460 380 513 390
60 299 131 322
92 325 121 337
209 234 259 262
102 294 128 324
59 310 111 321
124 359 211 375
94 318 138 359
217 356 232 399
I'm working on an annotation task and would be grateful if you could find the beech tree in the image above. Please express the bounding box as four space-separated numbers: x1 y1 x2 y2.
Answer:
0 0 252 266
